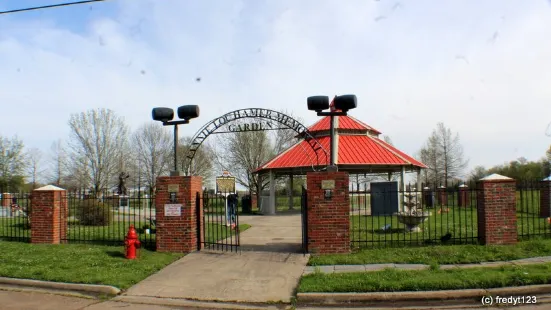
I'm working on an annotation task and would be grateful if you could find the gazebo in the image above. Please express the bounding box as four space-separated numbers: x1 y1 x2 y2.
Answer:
253 112 427 214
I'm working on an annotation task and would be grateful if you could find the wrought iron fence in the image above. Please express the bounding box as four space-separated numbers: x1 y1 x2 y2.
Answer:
64 190 156 249
0 191 31 242
517 180 550 240
350 183 480 249
201 190 240 251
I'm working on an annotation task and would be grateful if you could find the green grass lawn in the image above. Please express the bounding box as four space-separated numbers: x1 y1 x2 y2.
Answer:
0 218 250 248
0 241 183 289
299 263 551 293
310 238 551 266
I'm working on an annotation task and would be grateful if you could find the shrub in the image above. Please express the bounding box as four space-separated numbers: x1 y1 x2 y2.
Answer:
76 199 113 226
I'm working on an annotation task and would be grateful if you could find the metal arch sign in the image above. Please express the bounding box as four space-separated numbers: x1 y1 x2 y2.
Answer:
184 108 328 173
197 109 308 137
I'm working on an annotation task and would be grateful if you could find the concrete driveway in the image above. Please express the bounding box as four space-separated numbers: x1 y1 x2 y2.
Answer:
120 213 308 303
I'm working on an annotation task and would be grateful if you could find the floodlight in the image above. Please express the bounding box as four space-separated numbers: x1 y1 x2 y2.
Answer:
334 94 357 112
177 105 200 120
307 96 330 112
152 107 174 122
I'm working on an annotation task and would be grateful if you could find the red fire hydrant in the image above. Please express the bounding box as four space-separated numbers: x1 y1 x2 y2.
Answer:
124 225 141 259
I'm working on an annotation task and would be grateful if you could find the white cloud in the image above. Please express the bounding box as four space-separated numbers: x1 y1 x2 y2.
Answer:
0 0 550 177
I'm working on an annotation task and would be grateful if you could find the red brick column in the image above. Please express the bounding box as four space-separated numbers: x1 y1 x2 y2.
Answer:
540 180 551 218
306 171 350 254
251 194 258 211
155 176 202 253
437 186 447 205
476 174 517 245
1 193 12 207
30 185 67 244
458 184 469 207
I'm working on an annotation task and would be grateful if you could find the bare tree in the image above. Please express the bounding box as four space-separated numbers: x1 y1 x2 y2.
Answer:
48 139 68 187
64 155 91 191
213 129 273 194
68 108 129 194
179 136 214 186
27 148 44 190
272 110 302 154
0 135 26 191
133 122 172 193
419 123 468 187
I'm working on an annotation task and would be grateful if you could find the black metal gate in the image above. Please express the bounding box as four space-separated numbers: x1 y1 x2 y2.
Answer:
301 186 308 254
197 190 240 252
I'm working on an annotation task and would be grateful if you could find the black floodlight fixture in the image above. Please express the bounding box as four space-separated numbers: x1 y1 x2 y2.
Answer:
152 107 174 123
307 96 330 113
334 94 357 112
177 105 200 121
151 105 201 176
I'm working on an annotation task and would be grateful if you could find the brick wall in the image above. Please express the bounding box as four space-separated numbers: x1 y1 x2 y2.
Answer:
476 176 517 245
306 171 350 254
155 176 202 253
540 180 551 218
30 186 67 244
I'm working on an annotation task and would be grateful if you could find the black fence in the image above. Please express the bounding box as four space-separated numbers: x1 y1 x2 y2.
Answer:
0 192 31 242
350 183 480 249
200 190 240 252
64 190 156 249
350 180 551 249
516 180 550 240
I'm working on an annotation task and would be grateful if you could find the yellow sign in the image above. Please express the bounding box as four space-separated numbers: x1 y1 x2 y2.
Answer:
216 176 235 193
321 180 335 190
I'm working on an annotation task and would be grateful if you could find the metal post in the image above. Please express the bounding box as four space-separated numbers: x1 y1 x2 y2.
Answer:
328 114 338 172
171 124 181 176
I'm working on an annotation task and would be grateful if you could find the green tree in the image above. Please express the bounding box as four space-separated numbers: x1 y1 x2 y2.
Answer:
0 135 26 191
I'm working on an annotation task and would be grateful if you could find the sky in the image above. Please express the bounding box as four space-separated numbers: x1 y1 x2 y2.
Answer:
1 0 551 180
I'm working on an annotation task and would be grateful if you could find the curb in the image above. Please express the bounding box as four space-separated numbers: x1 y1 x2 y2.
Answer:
113 295 291 309
297 284 551 306
0 277 120 297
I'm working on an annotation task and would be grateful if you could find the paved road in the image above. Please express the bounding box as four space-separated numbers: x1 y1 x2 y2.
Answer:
2 290 550 309
0 290 201 310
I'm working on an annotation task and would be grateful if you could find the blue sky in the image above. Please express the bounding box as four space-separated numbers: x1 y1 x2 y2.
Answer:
1 0 551 180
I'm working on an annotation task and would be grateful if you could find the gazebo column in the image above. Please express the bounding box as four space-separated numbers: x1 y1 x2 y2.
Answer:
400 166 406 212
267 170 276 215
416 168 422 191
288 173 294 210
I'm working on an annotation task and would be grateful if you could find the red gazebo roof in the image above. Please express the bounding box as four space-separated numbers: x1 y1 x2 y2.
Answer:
255 114 427 174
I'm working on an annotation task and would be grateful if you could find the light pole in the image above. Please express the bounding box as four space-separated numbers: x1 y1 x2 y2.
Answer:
152 105 200 176
307 94 357 172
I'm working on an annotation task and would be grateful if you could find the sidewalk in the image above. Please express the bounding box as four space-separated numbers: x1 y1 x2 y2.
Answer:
303 256 551 275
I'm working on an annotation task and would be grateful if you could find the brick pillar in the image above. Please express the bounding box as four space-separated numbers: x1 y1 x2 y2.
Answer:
155 176 202 253
422 187 433 208
30 185 67 244
252 194 258 210
476 174 517 245
540 180 551 217
1 193 12 207
306 171 350 254
437 186 447 205
458 184 469 207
